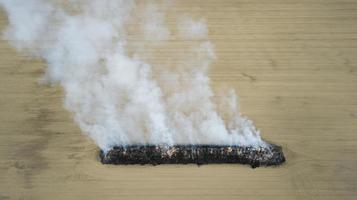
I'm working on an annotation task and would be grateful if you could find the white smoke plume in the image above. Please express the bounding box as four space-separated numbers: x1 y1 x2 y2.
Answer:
0 0 264 152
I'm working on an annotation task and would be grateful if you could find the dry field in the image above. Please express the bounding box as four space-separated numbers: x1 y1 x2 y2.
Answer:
0 0 357 199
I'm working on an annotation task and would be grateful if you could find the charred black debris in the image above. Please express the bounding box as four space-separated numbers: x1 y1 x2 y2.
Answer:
100 143 285 168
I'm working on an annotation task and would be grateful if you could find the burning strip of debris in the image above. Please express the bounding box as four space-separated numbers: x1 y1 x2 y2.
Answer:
100 142 285 168
1 1 287 169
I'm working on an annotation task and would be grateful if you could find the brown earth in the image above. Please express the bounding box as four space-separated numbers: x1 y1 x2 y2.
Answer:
0 1 356 200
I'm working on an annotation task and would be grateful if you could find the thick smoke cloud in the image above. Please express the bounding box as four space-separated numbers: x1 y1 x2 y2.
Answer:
0 0 264 152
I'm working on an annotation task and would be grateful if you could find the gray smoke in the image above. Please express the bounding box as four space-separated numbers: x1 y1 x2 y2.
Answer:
0 0 264 152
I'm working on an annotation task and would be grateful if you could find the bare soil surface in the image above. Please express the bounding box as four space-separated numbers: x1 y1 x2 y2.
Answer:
1 1 357 199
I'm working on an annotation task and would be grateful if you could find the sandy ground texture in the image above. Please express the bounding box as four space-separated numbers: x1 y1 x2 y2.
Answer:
1 0 357 199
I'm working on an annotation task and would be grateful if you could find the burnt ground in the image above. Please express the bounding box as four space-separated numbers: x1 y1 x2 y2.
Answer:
100 143 285 168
